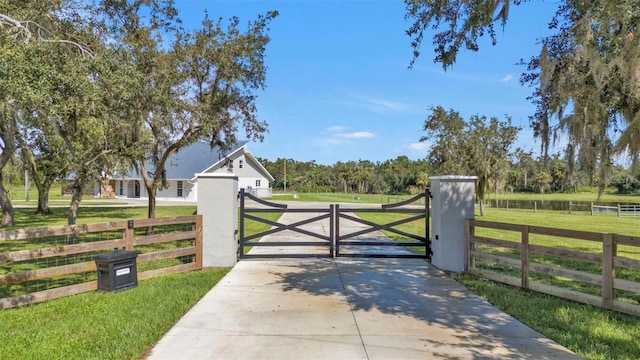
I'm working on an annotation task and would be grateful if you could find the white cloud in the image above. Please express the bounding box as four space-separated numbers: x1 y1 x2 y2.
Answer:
339 89 423 115
326 125 349 133
500 74 513 83
335 131 375 139
407 142 428 151
358 96 423 115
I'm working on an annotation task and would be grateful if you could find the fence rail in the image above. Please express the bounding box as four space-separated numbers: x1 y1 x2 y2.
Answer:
0 215 202 310
465 219 640 317
619 204 640 217
568 202 640 217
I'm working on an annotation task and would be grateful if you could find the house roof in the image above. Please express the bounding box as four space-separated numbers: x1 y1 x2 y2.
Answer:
120 140 272 181
193 143 275 182
163 141 242 179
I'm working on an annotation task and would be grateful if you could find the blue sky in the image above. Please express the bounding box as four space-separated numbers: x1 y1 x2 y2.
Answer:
175 0 560 165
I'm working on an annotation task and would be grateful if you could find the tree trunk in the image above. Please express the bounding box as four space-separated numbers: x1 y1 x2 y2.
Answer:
0 108 17 227
35 186 52 215
147 189 156 219
146 183 156 235
0 173 14 226
68 188 80 226
477 178 486 217
67 183 83 244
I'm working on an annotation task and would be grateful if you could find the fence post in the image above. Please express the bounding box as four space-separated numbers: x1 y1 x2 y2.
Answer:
591 202 594 216
618 204 621 217
602 233 615 310
569 201 572 214
330 204 335 258
521 225 529 289
194 215 203 270
124 221 134 250
196 173 238 267
425 187 431 261
430 175 477 273
465 219 473 272
534 201 537 213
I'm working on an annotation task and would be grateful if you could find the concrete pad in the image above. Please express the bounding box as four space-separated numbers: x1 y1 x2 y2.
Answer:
361 334 579 360
217 260 342 289
149 335 368 360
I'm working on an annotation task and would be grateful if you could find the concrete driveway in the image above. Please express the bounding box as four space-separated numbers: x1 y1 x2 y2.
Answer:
145 203 581 359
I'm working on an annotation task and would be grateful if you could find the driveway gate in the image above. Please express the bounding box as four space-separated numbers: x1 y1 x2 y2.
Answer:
239 190 430 260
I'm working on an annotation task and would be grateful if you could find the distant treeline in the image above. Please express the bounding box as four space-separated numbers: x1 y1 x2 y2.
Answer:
257 154 640 195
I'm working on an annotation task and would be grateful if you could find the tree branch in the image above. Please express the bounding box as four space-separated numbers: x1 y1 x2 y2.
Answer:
0 13 93 57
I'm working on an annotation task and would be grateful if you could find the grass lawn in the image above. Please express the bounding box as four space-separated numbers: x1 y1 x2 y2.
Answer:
478 207 640 235
488 191 640 204
7 206 197 229
270 191 427 205
454 273 640 360
0 267 230 359
270 189 640 205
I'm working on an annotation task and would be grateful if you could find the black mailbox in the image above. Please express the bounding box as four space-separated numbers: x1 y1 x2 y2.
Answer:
96 249 138 291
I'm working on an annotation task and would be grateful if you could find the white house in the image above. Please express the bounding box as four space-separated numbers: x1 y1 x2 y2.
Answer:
87 142 274 201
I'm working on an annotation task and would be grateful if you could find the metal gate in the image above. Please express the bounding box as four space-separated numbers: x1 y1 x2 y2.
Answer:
239 190 334 259
335 191 430 259
239 189 430 260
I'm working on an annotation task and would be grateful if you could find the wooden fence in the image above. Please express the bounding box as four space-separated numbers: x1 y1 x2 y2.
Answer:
569 202 640 217
465 219 640 317
0 215 202 310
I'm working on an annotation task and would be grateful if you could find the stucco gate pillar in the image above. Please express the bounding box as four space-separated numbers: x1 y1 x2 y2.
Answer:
430 175 477 273
196 173 238 267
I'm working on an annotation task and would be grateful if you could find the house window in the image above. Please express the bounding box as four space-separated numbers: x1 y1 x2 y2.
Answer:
177 181 183 197
239 159 243 169
255 180 261 187
119 181 123 196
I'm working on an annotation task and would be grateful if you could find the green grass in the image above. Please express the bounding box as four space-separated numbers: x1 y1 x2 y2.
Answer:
238 211 285 256
454 274 640 360
489 191 640 204
0 206 287 359
1 205 281 299
0 208 200 299
270 189 640 205
471 208 640 305
6 182 134 206
0 267 230 359
7 206 197 229
269 191 427 205
478 207 640 235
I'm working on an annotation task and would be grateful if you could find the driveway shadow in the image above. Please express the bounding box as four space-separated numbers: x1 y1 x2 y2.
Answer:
268 258 582 360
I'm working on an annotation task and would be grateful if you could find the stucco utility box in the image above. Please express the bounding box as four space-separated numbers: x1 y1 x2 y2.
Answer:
430 176 477 273
96 249 138 291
